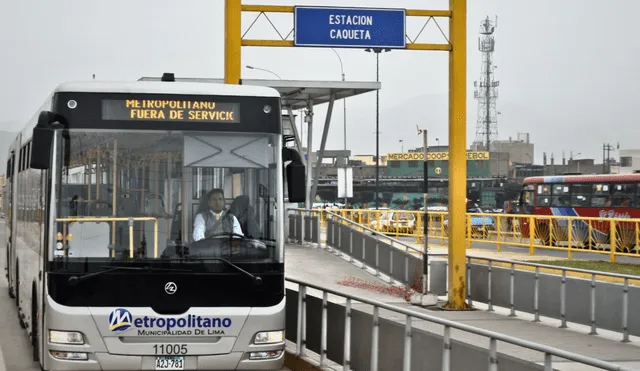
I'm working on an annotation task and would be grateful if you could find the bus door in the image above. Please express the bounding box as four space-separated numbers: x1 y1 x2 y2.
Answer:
518 184 535 237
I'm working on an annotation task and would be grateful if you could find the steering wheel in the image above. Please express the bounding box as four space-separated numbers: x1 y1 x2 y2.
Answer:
204 232 247 240
91 200 113 208
187 232 245 253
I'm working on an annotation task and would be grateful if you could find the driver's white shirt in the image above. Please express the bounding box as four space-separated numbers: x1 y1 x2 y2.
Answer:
193 210 243 241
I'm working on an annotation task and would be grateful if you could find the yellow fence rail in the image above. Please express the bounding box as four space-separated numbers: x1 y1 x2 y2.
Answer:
56 217 159 259
291 208 640 263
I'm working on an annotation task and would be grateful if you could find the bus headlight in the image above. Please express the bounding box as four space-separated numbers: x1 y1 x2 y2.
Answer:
253 330 284 344
49 330 84 344
50 351 88 361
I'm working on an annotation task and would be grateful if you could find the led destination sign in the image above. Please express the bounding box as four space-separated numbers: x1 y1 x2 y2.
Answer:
102 99 241 123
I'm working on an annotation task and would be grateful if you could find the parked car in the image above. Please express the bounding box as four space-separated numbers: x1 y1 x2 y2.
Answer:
368 210 416 234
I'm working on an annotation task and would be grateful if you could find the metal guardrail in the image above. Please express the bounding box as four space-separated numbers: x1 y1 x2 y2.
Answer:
286 207 421 253
286 276 635 371
287 207 425 290
288 207 640 342
323 210 423 254
398 249 640 342
459 254 639 342
310 208 640 262
287 208 321 246
323 210 425 290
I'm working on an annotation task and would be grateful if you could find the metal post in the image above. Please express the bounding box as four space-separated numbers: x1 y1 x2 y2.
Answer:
224 0 241 84
343 85 348 206
365 47 389 209
305 100 314 210
602 144 605 174
422 129 429 296
375 52 380 210
332 48 349 206
445 0 469 310
310 95 335 203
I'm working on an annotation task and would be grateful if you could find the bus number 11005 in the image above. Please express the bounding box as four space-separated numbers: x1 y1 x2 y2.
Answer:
153 344 188 355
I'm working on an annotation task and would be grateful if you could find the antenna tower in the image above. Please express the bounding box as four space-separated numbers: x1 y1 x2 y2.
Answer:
473 16 500 151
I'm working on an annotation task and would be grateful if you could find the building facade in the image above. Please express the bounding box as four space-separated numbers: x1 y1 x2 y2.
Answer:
384 149 514 179
615 149 640 174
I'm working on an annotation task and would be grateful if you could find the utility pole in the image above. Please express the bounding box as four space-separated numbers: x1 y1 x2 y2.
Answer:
330 48 348 206
422 129 428 297
365 47 390 209
602 143 615 174
602 144 605 174
419 128 437 306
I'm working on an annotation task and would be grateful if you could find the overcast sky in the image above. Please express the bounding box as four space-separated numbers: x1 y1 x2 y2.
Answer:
1 0 638 164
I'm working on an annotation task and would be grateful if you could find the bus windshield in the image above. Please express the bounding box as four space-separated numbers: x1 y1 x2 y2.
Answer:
51 129 281 265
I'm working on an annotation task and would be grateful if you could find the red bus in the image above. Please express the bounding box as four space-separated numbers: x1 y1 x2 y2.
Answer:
518 173 640 252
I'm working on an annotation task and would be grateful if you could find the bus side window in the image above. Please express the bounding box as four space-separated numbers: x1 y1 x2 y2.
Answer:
612 184 635 208
570 184 591 208
591 183 611 207
534 184 551 207
551 184 571 207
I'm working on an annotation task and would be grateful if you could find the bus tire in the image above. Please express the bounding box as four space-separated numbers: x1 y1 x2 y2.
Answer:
7 247 15 298
31 284 39 362
15 261 19 307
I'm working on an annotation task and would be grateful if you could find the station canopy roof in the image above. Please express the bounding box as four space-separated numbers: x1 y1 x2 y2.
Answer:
138 77 381 110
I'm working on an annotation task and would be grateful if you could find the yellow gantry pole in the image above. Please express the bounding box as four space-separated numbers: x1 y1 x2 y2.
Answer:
445 0 469 310
227 0 468 309
225 0 242 84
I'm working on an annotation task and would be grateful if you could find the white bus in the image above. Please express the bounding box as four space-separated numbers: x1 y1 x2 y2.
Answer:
3 74 306 370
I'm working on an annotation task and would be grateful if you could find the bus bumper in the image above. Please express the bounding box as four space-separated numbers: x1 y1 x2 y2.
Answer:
46 349 285 370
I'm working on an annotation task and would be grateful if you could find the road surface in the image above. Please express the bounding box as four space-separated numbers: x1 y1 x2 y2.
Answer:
0 221 39 371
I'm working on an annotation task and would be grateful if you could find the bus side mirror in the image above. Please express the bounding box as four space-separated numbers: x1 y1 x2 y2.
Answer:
30 111 58 170
286 162 306 203
30 127 54 170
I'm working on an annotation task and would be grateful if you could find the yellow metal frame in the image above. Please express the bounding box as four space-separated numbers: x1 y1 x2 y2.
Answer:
238 5 452 52
56 217 160 259
320 208 640 263
224 0 468 309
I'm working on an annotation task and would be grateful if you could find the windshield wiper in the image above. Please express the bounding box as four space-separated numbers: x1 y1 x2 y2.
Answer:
171 257 263 286
67 265 191 286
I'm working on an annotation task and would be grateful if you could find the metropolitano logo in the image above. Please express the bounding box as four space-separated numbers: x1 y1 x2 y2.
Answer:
109 308 133 332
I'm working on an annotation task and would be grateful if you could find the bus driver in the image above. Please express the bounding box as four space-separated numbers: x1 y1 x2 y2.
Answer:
193 188 243 241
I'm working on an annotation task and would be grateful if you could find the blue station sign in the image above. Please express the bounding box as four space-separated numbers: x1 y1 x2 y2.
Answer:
294 6 406 49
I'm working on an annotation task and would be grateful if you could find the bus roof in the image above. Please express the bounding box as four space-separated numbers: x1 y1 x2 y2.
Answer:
523 173 640 184
53 80 281 98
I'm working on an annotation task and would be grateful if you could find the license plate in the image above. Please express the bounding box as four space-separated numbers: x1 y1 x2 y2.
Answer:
155 356 184 370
